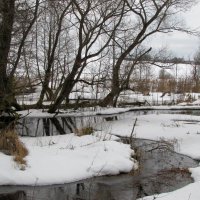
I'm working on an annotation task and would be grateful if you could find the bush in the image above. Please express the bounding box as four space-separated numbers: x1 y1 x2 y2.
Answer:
75 126 94 136
0 129 28 168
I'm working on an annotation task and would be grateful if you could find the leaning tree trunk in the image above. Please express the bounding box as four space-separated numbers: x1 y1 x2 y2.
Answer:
0 0 20 112
99 87 121 107
99 59 121 107
48 65 79 113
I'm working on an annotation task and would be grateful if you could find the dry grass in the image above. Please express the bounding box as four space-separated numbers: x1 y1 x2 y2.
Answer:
158 167 191 177
75 126 94 136
0 129 28 168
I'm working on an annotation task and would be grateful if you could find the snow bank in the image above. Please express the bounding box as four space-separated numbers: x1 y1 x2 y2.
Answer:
101 113 200 160
3 109 200 199
95 112 200 200
17 105 200 118
0 134 137 186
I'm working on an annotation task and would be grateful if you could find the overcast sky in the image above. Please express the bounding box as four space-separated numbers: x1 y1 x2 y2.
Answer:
148 1 200 60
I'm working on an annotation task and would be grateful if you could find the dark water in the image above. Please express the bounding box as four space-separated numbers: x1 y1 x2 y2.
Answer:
0 138 198 200
17 109 200 137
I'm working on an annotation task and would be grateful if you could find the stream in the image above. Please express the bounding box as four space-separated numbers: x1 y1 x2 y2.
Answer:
0 109 199 200
17 109 200 137
0 138 198 200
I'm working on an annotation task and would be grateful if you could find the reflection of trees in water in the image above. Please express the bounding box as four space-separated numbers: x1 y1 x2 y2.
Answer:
18 115 104 136
50 118 66 135
0 168 194 200
42 117 77 136
61 118 73 133
0 191 26 200
93 183 115 200
18 117 77 136
0 183 147 200
104 116 118 121
43 118 50 136
34 119 40 137
60 117 77 134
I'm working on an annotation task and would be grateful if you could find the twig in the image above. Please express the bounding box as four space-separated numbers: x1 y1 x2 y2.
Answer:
130 118 137 149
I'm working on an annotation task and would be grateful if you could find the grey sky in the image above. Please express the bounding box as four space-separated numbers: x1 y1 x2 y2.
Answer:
148 1 200 59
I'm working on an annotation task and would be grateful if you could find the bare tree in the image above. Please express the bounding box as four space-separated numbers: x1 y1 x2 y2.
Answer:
36 0 72 108
100 0 196 107
48 0 126 113
0 0 196 113
192 49 200 92
0 0 40 112
0 0 16 112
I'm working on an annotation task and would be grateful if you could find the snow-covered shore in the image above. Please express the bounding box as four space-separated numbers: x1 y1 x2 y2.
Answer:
98 112 200 200
17 105 200 118
1 108 200 200
0 133 137 186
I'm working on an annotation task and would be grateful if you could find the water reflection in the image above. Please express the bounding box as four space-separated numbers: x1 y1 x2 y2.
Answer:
17 109 200 137
104 116 118 121
0 191 26 200
18 114 117 136
18 116 78 136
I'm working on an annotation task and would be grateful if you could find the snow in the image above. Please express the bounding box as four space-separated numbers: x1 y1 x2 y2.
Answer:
15 63 200 108
100 113 200 159
17 90 200 107
2 107 200 199
17 105 200 118
96 112 200 200
191 99 200 105
0 133 137 186
152 63 193 79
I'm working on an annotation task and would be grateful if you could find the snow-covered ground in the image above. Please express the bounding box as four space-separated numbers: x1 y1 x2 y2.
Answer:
0 133 137 186
16 63 200 107
17 105 200 118
17 88 200 107
1 108 200 200
97 112 200 200
98 113 200 159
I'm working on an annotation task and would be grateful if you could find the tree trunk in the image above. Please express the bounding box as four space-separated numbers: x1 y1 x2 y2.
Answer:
99 88 121 107
48 74 76 113
99 58 121 107
0 0 20 112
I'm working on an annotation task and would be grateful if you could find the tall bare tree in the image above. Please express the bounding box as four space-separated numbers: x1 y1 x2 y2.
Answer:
100 0 196 106
36 0 72 108
0 0 16 112
48 0 126 113
0 0 39 112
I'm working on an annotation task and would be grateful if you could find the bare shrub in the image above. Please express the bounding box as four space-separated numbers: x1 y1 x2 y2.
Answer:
0 129 28 168
75 126 94 136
